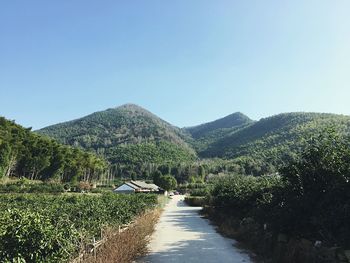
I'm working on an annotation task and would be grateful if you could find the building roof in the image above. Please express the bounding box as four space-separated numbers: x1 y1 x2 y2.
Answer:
114 181 160 192
125 182 140 190
129 181 159 190
114 183 138 192
147 183 161 190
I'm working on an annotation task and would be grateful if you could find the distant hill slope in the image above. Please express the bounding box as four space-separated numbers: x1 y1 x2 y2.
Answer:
199 112 350 165
184 112 254 152
37 105 350 173
185 112 253 139
37 104 196 164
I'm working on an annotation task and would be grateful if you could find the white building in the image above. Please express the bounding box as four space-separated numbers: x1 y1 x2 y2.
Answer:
113 180 161 194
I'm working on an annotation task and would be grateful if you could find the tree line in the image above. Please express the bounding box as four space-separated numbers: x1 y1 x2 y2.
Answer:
0 117 107 183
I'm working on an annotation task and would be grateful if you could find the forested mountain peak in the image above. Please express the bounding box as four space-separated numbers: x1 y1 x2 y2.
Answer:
36 106 350 175
115 103 148 111
185 112 253 139
37 104 196 164
199 112 350 167
110 103 155 116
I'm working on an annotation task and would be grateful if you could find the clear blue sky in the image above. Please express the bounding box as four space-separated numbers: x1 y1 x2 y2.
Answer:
1 1 349 129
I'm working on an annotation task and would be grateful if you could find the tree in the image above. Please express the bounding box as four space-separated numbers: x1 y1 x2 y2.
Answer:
130 171 137 181
158 164 170 175
276 128 350 242
0 142 11 178
198 165 206 182
158 175 177 191
152 170 163 186
0 117 107 183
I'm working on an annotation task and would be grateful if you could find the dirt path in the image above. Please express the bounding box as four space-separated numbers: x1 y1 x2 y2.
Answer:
138 195 253 263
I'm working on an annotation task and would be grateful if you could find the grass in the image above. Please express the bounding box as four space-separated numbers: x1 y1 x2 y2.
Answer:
84 209 161 263
157 195 171 208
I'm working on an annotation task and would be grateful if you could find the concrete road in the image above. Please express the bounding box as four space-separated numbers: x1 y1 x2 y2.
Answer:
138 195 253 263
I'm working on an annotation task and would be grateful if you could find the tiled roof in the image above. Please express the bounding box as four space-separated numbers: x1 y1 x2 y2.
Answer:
130 181 159 190
125 182 140 190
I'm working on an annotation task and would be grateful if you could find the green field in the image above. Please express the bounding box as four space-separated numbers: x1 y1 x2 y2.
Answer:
0 193 157 262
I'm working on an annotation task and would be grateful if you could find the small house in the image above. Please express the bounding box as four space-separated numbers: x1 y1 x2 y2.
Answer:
113 180 161 194
113 182 140 194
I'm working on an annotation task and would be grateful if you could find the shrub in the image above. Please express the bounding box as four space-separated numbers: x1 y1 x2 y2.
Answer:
208 129 350 247
158 175 177 191
210 174 282 219
184 196 206 207
0 183 64 193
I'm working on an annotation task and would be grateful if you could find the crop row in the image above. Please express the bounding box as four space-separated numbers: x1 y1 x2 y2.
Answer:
0 193 157 262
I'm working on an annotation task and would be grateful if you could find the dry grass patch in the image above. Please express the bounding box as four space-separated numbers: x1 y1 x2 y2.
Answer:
84 209 161 263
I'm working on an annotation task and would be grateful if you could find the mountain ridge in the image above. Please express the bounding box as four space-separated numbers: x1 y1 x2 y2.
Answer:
199 112 350 165
37 104 350 174
37 103 196 164
184 112 254 138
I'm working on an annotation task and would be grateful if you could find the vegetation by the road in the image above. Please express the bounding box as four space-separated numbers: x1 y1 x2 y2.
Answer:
84 209 161 263
153 170 177 191
0 193 157 262
205 129 350 249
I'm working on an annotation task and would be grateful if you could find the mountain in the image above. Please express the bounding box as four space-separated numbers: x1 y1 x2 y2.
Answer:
199 112 350 166
37 104 196 164
185 112 253 139
37 105 350 176
184 112 254 152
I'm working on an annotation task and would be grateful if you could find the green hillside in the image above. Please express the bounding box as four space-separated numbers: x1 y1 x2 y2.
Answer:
37 104 196 164
184 112 253 152
185 112 253 139
0 117 107 182
200 112 350 167
36 105 350 177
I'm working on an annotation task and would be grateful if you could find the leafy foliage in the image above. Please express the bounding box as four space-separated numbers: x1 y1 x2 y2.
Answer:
273 129 350 245
208 129 350 246
210 174 282 218
0 181 65 193
158 175 177 191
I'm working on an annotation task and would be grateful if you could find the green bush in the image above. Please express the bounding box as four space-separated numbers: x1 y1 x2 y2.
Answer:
210 174 282 218
0 183 64 194
185 196 206 207
271 130 350 245
208 129 350 247
177 183 212 195
190 187 211 197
